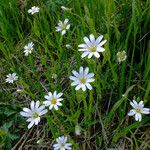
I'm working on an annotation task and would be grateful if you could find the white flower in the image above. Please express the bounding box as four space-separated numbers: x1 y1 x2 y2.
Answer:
52 73 58 79
28 6 40 15
24 42 34 56
128 100 150 122
20 101 48 129
53 136 72 150
43 91 63 110
65 44 71 49
117 51 127 63
6 73 18 84
55 19 71 36
69 67 95 91
75 125 81 136
78 34 107 59
61 6 71 11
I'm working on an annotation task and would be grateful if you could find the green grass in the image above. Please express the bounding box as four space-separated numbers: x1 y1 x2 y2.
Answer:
0 0 150 149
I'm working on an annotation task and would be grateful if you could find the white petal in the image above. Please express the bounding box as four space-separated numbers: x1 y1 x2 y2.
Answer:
64 18 69 24
81 84 86 91
57 102 62 106
127 109 136 116
57 93 63 98
78 48 88 52
54 105 58 110
44 95 50 100
38 105 45 111
88 53 93 59
49 105 53 110
81 52 89 58
71 81 80 86
39 109 48 115
94 52 100 58
66 24 70 29
84 37 91 46
53 91 57 97
86 83 92 90
99 40 107 46
23 108 32 114
86 73 94 78
95 35 103 44
87 78 95 83
78 44 87 48
138 101 144 107
89 34 95 43
72 70 79 77
142 108 150 114
97 46 105 52
75 84 82 90
35 101 40 109
20 111 31 117
28 120 34 129
133 100 138 106
130 101 136 108
61 30 66 35
57 98 63 102
79 66 83 74
34 117 40 125
84 67 89 76
135 113 142 122
30 101 35 111
69 76 78 81
43 101 50 106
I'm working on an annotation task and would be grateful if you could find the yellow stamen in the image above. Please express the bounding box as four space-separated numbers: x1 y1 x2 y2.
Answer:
51 98 57 105
135 108 141 113
33 112 39 119
81 78 86 83
88 45 96 52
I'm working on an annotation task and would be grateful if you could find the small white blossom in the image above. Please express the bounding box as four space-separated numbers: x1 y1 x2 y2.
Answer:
61 6 71 11
52 74 58 79
24 42 34 56
28 6 40 15
117 51 127 63
37 138 43 144
55 19 71 36
128 100 150 122
75 125 81 136
43 91 63 110
20 101 48 129
69 67 95 91
65 44 71 49
6 73 18 84
53 136 72 150
78 34 107 59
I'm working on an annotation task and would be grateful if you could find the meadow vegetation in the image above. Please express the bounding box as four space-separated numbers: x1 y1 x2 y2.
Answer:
0 0 150 149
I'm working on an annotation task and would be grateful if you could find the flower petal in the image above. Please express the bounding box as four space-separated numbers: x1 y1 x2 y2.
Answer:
142 108 150 114
127 109 136 116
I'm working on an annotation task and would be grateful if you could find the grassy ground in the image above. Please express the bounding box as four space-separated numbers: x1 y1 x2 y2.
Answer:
0 0 150 149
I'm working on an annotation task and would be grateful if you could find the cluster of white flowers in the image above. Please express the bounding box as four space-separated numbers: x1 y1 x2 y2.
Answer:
4 4 149 150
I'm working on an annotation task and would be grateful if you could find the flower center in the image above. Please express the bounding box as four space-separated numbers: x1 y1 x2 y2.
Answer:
61 143 65 147
10 77 14 81
33 112 39 119
28 48 32 53
135 107 141 113
62 24 67 30
88 45 96 52
117 52 126 60
80 78 86 84
51 98 57 105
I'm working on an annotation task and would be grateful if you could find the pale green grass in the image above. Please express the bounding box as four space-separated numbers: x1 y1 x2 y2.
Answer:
0 0 150 149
